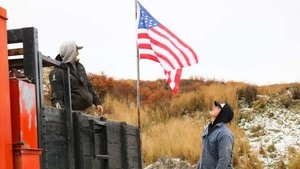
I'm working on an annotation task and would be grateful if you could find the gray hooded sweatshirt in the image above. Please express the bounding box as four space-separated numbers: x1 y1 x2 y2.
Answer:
49 40 102 110
59 40 78 71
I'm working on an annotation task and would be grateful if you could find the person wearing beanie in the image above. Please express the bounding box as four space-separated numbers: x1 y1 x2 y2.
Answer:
197 101 234 169
49 40 104 115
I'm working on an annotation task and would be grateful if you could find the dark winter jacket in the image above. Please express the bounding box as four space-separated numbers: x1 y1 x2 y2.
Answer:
49 61 102 110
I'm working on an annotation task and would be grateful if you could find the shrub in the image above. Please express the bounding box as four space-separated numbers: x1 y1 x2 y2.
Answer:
251 125 262 133
267 143 276 153
276 160 286 169
112 80 136 103
253 97 267 110
278 92 293 108
89 73 115 101
259 144 267 156
170 91 206 117
287 86 300 100
237 85 258 107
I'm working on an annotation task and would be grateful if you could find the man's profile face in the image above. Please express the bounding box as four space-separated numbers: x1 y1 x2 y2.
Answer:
209 106 221 118
75 48 80 61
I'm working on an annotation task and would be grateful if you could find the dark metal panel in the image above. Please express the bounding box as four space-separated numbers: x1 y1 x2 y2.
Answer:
43 107 65 123
42 108 69 169
22 27 39 82
126 125 140 135
8 48 23 56
45 122 67 140
82 156 92 169
62 64 75 169
7 28 24 43
72 112 81 169
107 144 122 169
46 155 59 169
107 122 122 145
126 134 139 146
44 110 143 169
126 126 142 169
47 154 68 169
121 122 128 169
8 58 23 69
136 128 143 169
46 140 68 155
74 113 111 169
41 54 62 67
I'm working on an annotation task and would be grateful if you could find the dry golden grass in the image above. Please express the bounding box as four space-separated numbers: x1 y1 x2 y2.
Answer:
169 82 244 118
44 74 300 168
104 81 265 167
104 95 159 130
288 154 300 169
258 83 300 95
288 148 300 169
141 117 204 165
104 96 150 126
104 95 140 125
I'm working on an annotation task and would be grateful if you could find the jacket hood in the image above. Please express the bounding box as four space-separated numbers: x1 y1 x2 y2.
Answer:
212 101 234 125
59 40 77 63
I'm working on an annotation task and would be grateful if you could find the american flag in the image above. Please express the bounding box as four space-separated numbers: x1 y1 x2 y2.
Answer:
137 2 198 93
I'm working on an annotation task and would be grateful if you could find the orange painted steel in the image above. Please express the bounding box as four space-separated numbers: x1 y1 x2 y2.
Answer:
10 80 42 169
10 80 38 148
13 149 42 169
0 6 14 169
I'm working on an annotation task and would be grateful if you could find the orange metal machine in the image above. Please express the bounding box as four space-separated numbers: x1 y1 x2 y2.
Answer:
0 7 41 169
0 6 142 169
10 80 42 169
0 6 14 169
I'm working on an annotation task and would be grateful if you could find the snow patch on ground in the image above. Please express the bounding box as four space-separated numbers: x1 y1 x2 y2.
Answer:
239 96 300 168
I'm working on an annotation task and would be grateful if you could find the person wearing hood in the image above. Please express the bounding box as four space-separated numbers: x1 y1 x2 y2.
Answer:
197 101 234 169
49 40 104 115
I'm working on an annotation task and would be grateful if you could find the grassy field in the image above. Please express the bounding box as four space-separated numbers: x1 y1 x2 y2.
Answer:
44 71 300 168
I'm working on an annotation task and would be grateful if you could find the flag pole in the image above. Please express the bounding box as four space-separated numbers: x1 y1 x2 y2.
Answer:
135 1 143 167
135 0 141 131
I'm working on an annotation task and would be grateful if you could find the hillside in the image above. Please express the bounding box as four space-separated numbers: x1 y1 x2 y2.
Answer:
42 70 300 168
239 88 300 168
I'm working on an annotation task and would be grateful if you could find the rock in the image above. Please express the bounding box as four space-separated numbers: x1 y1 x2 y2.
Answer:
144 156 196 169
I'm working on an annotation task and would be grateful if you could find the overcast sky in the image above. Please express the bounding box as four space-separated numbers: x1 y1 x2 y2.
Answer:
2 0 300 85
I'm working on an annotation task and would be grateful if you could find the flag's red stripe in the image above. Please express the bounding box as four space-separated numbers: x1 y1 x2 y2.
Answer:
139 33 176 69
138 43 152 49
164 70 171 83
172 69 182 94
164 69 182 94
159 24 198 64
162 27 192 66
138 33 149 39
154 51 176 69
150 28 185 68
140 54 159 62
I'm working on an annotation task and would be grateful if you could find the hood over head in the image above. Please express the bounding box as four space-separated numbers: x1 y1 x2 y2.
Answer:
212 101 234 125
59 40 82 63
